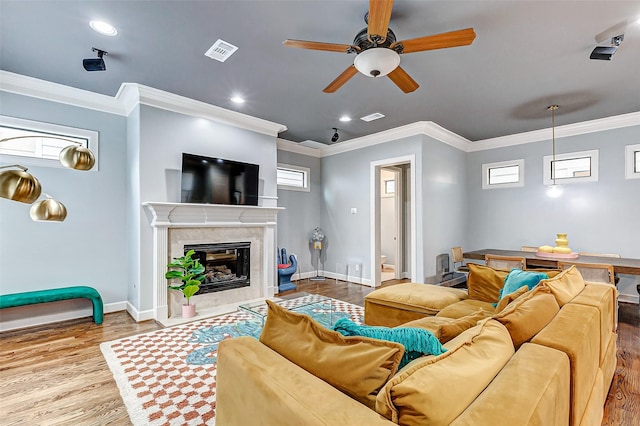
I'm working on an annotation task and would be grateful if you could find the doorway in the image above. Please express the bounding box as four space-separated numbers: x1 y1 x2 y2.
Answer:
380 167 402 281
370 155 417 287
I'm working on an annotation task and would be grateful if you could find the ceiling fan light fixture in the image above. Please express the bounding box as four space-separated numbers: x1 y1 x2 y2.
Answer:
354 48 400 77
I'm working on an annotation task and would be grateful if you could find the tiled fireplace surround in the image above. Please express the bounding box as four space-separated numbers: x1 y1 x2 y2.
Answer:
143 202 282 326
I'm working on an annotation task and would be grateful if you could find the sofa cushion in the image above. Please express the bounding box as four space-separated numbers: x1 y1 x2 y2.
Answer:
376 319 514 425
259 300 404 409
531 303 600 426
436 299 495 319
364 283 468 326
467 263 509 303
539 265 585 307
498 269 549 301
491 286 560 349
401 310 487 343
494 285 529 312
450 343 570 426
332 318 447 368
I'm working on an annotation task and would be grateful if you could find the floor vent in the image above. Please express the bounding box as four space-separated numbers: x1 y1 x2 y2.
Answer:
205 39 238 62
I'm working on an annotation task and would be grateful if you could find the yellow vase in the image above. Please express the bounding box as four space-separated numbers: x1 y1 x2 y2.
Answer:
553 233 571 254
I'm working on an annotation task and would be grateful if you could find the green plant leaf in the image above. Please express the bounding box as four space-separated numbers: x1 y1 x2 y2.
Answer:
183 284 200 300
165 270 185 279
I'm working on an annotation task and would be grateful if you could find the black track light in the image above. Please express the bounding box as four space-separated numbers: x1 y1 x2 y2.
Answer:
331 128 339 143
83 47 108 71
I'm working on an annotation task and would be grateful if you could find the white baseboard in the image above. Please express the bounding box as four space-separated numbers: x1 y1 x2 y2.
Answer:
126 302 155 322
0 300 127 332
619 293 639 305
293 270 373 287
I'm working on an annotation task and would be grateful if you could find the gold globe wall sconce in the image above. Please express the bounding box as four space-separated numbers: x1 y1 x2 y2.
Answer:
0 135 96 221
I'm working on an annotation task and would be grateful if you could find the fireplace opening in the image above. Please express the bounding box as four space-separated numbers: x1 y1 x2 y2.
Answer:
185 242 250 294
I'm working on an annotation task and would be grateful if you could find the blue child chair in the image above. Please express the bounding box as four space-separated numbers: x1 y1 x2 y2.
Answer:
277 248 298 292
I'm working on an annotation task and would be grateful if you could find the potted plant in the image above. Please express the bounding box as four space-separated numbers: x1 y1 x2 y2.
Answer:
165 249 205 318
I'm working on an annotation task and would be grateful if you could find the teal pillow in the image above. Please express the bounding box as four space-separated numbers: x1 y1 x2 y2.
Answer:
495 269 549 306
332 318 447 369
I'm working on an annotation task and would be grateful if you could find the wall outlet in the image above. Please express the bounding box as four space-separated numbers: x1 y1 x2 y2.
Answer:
355 264 360 272
351 207 357 214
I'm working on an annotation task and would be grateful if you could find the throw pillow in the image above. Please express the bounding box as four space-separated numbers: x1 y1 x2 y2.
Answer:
437 310 488 343
375 319 515 425
467 263 510 304
494 285 529 312
332 318 447 369
539 265 586 306
259 300 404 409
494 269 549 306
491 286 560 348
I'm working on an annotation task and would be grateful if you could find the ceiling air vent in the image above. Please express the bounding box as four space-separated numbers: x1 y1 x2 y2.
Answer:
205 39 238 62
360 112 385 122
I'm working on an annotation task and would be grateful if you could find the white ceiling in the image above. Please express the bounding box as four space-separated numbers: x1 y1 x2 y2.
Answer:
1 1 639 144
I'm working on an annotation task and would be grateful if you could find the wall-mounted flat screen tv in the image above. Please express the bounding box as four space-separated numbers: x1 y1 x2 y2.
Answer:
181 153 259 206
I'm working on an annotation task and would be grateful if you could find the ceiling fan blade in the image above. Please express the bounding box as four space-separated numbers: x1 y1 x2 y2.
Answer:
387 66 419 93
283 39 355 53
368 0 394 42
392 28 476 54
323 65 359 93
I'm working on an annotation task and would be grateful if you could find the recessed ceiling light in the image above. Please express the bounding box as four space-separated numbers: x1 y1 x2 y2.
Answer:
230 96 245 104
339 115 352 122
89 20 118 36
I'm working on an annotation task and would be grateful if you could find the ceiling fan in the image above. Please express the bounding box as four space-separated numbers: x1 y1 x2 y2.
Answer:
283 0 476 93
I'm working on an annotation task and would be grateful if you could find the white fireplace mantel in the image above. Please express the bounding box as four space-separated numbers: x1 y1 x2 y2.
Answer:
143 202 284 325
143 202 283 227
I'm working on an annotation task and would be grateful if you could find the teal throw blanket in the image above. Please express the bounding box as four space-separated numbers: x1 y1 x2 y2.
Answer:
332 318 447 369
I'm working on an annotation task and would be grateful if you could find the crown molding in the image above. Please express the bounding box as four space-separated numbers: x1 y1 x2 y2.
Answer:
320 121 472 157
276 138 322 157
469 111 640 152
0 71 287 137
116 83 287 137
0 71 127 115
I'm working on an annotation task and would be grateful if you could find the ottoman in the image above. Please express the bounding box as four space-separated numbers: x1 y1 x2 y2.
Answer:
364 283 468 327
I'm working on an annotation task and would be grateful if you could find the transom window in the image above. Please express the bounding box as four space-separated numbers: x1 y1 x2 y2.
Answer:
482 159 524 189
0 116 98 170
543 150 598 185
277 163 310 191
625 144 640 180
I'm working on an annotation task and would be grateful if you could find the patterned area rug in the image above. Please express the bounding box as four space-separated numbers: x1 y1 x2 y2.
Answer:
100 297 364 425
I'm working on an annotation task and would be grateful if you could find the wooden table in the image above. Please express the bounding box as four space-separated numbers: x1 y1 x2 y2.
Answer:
463 249 640 275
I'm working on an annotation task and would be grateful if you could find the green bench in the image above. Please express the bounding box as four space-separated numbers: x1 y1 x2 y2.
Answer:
0 286 104 325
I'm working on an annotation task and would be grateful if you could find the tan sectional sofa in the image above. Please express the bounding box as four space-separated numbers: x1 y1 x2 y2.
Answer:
216 265 616 426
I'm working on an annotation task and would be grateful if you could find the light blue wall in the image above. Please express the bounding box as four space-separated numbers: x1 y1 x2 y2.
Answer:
131 105 278 312
0 91 128 322
276 150 321 276
465 125 640 298
319 134 468 283
421 136 468 279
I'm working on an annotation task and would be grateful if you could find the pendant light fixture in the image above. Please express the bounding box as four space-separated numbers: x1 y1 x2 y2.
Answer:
30 194 68 222
547 105 563 198
0 135 96 221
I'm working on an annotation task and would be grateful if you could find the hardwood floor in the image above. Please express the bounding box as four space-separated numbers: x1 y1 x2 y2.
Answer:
0 278 637 425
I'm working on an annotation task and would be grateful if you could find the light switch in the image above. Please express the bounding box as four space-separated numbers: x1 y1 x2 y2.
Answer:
351 208 357 214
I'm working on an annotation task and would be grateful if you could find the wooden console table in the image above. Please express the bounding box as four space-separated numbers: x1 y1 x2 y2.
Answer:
463 249 640 276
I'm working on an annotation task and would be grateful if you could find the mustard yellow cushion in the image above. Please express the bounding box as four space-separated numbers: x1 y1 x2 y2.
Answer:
376 319 514 425
494 285 529 312
259 300 404 409
436 299 495 319
438 310 488 343
401 310 487 343
539 265 585 307
491 287 560 348
467 263 509 303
